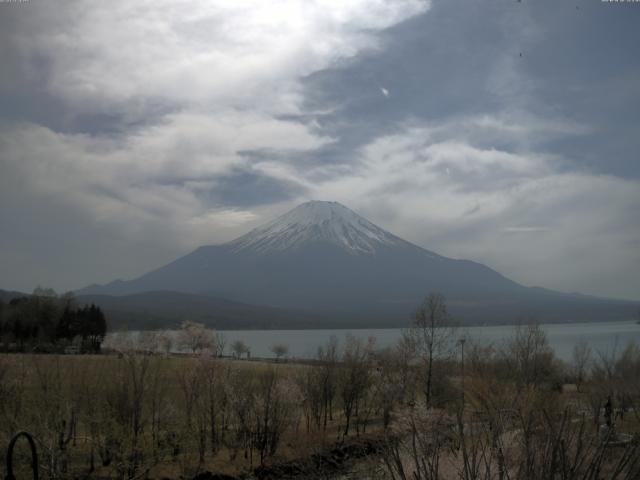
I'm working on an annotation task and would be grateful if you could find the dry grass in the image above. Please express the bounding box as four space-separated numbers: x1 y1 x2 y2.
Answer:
0 352 382 480
2 334 639 480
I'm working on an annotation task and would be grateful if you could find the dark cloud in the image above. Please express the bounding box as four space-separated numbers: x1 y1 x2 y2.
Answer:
302 1 519 147
202 170 306 208
516 1 640 178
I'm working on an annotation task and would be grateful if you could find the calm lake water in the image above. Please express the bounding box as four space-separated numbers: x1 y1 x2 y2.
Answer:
110 320 640 362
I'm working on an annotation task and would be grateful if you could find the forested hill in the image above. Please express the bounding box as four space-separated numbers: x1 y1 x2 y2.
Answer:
3 287 639 331
0 288 107 352
75 291 335 330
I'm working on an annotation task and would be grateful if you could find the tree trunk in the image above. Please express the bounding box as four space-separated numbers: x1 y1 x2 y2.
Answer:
426 348 433 407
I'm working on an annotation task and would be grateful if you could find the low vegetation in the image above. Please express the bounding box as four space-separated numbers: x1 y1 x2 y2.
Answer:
0 293 639 479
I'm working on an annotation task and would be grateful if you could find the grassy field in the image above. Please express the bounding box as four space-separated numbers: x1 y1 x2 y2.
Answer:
0 351 386 479
1 325 640 480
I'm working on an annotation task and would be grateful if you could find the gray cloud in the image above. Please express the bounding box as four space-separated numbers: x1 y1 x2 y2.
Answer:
0 0 638 301
0 0 430 291
290 119 640 299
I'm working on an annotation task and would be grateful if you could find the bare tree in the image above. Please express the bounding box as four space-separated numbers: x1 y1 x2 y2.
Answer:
295 366 324 432
215 332 226 357
339 334 374 436
270 343 289 362
373 347 408 429
253 368 295 464
29 356 78 478
392 335 418 406
0 355 25 439
137 330 160 353
317 335 339 429
146 357 170 462
176 357 208 471
381 407 455 480
614 342 640 423
406 292 456 407
178 321 215 354
227 369 255 463
95 352 161 479
157 330 173 356
198 357 230 455
572 339 592 392
502 321 556 390
231 339 249 359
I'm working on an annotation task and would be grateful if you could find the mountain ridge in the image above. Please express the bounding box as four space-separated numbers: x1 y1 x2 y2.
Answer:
2 286 637 331
77 201 639 325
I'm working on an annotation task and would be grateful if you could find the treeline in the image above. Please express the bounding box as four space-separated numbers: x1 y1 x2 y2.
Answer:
0 287 107 352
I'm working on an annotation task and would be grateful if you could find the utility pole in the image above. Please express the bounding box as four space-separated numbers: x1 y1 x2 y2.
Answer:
460 337 466 411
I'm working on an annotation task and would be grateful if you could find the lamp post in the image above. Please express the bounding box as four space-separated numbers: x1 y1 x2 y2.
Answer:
459 337 466 412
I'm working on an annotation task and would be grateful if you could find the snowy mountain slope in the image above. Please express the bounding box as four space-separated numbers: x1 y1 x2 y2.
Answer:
80 201 515 302
78 201 639 324
229 201 413 255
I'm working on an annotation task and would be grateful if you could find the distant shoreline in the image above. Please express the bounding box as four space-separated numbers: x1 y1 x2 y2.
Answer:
109 317 640 333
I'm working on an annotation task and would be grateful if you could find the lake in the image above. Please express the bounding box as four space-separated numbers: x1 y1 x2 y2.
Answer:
108 320 640 362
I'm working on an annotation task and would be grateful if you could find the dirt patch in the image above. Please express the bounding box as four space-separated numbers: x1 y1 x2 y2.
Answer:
189 437 385 480
253 436 384 480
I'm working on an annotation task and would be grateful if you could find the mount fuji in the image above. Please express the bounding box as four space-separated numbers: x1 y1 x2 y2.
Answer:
79 201 637 326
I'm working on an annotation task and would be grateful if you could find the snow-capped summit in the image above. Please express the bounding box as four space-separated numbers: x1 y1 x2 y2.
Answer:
78 200 636 326
228 201 404 254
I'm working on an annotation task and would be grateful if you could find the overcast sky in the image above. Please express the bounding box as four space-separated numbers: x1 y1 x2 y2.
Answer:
1 0 639 300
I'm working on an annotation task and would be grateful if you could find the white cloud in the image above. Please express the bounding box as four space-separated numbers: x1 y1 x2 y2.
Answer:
0 1 432 291
188 208 259 229
13 0 429 116
0 110 326 229
0 0 429 239
503 226 550 234
258 115 640 299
